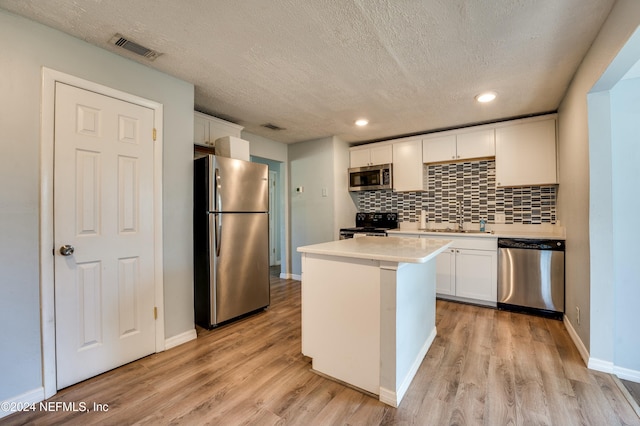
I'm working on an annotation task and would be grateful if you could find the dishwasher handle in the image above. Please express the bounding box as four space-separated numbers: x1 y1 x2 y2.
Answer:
498 238 565 251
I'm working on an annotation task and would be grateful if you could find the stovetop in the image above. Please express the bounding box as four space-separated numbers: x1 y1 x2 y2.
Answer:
340 212 398 233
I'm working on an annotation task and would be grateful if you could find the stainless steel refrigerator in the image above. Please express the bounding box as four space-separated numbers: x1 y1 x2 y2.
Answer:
194 155 270 328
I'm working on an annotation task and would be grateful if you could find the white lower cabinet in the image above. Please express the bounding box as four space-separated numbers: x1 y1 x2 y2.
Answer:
399 234 497 306
435 248 455 295
453 248 497 304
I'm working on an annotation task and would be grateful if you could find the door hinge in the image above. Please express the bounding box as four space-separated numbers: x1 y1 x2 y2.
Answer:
152 128 157 141
154 306 158 320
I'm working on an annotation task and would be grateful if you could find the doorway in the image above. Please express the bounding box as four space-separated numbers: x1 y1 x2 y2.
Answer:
251 157 283 273
586 26 640 406
40 68 165 398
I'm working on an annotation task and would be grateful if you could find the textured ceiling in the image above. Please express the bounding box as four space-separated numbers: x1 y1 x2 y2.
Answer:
0 0 615 143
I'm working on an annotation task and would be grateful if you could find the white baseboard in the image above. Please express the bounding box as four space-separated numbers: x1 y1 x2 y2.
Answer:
164 328 197 350
563 315 640 383
378 387 398 408
379 326 437 408
0 387 45 419
588 357 614 374
563 314 590 365
280 272 301 281
588 358 640 384
613 365 640 383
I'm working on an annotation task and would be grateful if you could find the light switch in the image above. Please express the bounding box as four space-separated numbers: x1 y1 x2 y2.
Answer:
296 186 304 193
322 187 328 197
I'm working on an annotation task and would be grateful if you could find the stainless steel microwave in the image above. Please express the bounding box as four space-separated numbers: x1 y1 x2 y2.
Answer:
348 164 392 191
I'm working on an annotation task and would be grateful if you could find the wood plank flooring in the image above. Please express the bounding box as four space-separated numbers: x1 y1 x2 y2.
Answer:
4 276 639 425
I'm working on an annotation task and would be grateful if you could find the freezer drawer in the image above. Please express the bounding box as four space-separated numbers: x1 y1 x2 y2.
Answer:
211 212 270 324
498 239 565 319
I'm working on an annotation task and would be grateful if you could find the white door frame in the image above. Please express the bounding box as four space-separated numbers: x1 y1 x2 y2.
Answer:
269 170 278 266
40 68 165 399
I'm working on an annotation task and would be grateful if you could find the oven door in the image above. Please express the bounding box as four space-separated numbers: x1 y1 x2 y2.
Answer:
339 231 354 240
339 230 387 239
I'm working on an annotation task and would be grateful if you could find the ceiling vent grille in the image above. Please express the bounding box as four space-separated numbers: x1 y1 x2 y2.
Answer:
110 33 161 61
261 123 286 131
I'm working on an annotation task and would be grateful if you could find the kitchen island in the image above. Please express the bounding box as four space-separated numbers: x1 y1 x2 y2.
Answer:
297 236 452 407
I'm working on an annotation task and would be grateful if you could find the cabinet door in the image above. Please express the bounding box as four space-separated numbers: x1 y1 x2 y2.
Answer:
194 114 211 146
422 135 456 163
392 139 424 191
454 249 497 303
456 129 495 160
208 118 243 142
495 118 557 186
350 149 371 168
435 249 456 296
370 145 392 165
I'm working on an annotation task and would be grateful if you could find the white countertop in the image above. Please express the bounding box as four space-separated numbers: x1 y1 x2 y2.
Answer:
297 236 452 263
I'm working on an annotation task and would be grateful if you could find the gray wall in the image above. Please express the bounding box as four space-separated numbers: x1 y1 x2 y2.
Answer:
557 0 640 361
243 131 290 275
289 137 336 276
0 10 194 401
610 77 640 371
289 136 357 276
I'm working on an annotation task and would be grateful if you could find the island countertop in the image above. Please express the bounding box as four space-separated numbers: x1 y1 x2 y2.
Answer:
297 236 452 263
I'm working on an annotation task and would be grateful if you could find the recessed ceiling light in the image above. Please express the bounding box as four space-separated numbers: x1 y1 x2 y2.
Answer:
475 92 497 103
355 119 369 127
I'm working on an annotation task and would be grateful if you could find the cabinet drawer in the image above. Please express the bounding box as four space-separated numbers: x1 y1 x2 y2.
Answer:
443 236 497 251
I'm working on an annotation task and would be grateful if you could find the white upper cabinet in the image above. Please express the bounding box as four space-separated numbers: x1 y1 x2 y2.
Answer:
194 111 244 147
495 117 557 187
422 135 456 163
350 144 392 168
422 129 495 163
392 139 424 192
456 129 495 160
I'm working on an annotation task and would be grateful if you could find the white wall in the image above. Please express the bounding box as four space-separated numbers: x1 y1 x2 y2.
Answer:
557 0 640 366
0 10 194 402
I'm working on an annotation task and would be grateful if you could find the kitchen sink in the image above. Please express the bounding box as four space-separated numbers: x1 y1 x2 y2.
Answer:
419 228 493 234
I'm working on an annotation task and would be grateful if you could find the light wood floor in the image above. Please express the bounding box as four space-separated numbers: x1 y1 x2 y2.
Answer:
622 380 640 411
5 276 639 425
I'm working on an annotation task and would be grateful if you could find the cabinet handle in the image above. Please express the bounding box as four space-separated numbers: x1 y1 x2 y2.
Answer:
456 250 460 253
457 155 460 158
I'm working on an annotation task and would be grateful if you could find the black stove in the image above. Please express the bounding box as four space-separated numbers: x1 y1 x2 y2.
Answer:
339 212 398 239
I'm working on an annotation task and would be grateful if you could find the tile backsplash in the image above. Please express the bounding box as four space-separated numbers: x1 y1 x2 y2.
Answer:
356 160 557 225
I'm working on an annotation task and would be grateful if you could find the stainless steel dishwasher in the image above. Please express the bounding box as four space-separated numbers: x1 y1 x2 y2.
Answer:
497 238 565 320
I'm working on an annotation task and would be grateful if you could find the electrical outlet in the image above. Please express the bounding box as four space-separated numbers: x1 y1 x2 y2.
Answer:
495 213 505 224
576 306 580 325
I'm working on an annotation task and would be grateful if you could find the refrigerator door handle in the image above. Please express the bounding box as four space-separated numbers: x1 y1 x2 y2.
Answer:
215 167 222 213
217 214 222 257
214 167 222 257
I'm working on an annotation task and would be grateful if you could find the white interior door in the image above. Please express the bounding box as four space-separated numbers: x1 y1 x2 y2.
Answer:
54 82 156 389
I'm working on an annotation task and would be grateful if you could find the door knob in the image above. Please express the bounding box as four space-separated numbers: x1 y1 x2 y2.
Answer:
59 245 75 256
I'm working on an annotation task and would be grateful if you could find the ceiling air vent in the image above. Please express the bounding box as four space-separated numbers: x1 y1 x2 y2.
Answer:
110 33 161 61
261 123 286 131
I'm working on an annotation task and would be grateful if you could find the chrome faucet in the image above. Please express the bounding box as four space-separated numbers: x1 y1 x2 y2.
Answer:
456 202 464 231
